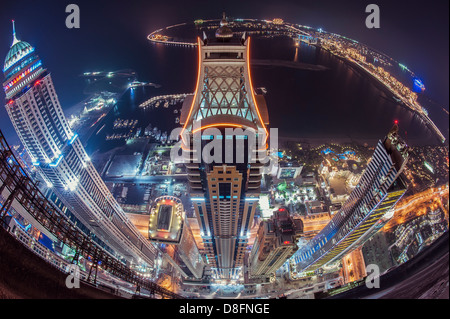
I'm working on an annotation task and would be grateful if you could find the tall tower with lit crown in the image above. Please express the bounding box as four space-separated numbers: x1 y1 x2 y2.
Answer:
2 22 158 268
180 15 268 279
180 14 270 280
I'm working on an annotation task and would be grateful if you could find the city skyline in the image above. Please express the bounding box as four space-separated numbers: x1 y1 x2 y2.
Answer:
0 1 448 303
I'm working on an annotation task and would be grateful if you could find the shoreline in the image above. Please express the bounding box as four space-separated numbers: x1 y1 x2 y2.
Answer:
316 46 447 144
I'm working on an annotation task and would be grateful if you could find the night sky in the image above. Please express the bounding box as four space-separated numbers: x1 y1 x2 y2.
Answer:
0 0 448 143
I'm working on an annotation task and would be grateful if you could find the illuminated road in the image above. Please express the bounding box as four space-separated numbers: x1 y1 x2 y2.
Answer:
383 185 449 232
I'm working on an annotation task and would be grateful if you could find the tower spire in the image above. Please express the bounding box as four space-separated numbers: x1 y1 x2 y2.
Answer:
11 20 19 47
215 12 232 39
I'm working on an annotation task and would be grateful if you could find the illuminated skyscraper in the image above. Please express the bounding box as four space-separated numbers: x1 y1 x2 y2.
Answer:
148 196 205 279
293 124 409 274
2 22 157 267
180 14 270 279
247 207 303 283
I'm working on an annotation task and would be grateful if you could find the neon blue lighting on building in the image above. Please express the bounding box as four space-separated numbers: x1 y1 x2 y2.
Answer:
271 151 284 158
294 192 388 268
3 47 35 72
321 148 334 155
13 218 27 229
413 78 425 93
32 161 40 166
4 60 42 91
321 148 355 159
30 60 42 72
414 78 424 86
49 154 63 167
68 133 78 145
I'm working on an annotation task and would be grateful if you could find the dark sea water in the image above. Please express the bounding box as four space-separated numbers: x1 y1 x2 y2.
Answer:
249 36 446 144
91 34 448 150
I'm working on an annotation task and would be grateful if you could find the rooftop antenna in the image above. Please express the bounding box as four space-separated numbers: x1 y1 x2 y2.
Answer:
11 20 19 46
241 31 246 44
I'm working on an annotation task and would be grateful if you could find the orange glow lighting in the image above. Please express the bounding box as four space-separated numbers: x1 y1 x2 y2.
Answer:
180 37 202 144
192 123 243 134
247 37 269 144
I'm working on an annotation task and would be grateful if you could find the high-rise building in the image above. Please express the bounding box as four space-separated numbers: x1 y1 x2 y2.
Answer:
293 124 409 274
148 196 205 279
2 22 157 267
247 207 303 283
180 14 270 279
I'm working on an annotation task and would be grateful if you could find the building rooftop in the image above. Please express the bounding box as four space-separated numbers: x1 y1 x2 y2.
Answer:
3 21 34 72
383 124 409 172
148 196 184 243
215 13 234 40
273 207 303 243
